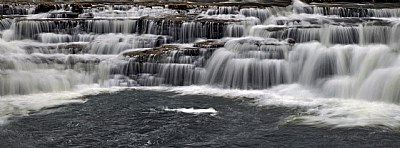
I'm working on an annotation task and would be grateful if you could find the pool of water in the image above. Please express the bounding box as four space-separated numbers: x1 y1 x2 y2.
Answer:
1 90 399 147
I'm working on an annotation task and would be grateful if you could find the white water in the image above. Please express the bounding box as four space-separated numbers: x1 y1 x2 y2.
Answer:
2 0 400 128
136 85 400 128
164 107 218 115
0 85 126 125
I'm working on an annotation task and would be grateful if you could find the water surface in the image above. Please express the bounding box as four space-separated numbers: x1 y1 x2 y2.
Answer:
1 90 399 147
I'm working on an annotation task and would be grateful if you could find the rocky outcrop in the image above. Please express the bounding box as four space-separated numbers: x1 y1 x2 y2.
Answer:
122 45 180 57
194 39 225 48
48 12 79 18
35 4 59 13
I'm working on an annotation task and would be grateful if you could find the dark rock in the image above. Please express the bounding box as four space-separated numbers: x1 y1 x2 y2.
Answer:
81 4 93 8
70 4 84 14
35 4 57 14
48 12 79 18
287 38 295 45
79 13 94 18
123 45 180 57
194 40 225 48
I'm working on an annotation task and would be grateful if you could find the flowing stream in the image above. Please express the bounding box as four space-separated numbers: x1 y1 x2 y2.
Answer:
2 0 400 128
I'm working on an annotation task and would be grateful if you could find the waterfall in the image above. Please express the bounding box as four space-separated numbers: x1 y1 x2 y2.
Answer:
2 0 400 127
2 1 400 97
86 34 168 54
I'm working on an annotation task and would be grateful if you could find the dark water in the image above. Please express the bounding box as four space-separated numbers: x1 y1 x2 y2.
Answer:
1 90 400 148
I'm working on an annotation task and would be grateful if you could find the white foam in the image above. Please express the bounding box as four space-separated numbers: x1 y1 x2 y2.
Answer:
136 85 400 128
0 85 126 125
164 107 217 115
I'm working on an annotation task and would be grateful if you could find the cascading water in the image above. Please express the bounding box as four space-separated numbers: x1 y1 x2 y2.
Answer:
2 0 400 128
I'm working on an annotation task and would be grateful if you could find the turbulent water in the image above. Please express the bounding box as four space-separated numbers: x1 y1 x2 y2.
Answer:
2 0 400 130
3 90 400 147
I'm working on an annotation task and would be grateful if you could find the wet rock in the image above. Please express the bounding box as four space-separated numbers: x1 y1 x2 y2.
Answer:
122 45 180 57
48 12 79 18
70 4 84 14
80 4 93 8
194 39 225 48
64 44 85 52
79 13 94 18
265 27 286 32
287 38 295 45
167 4 188 10
182 47 201 56
35 4 57 14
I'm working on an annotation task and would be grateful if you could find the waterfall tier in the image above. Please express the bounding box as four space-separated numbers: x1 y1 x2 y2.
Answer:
2 1 400 127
